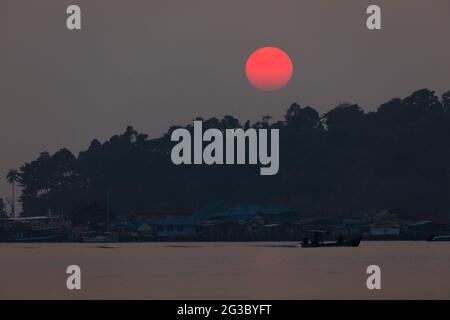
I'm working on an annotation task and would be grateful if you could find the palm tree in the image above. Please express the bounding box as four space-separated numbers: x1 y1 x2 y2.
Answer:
6 169 18 218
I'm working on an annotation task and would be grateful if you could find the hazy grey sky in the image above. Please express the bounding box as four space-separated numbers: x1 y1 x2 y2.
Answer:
1 0 449 204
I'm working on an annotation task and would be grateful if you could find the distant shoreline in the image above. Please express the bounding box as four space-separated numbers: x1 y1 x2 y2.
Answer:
0 238 444 244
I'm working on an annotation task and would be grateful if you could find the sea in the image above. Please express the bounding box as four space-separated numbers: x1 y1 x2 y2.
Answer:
0 241 449 299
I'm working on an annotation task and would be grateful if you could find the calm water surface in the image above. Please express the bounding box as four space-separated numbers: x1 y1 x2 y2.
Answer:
0 242 449 299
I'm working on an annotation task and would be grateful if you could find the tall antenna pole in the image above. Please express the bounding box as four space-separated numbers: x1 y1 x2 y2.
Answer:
106 185 110 232
12 180 15 218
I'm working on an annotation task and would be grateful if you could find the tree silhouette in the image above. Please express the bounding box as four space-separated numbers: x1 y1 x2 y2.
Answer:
442 91 450 112
0 198 6 218
8 88 450 222
6 169 19 218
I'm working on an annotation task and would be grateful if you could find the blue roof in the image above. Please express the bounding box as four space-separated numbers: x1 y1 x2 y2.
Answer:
110 221 151 231
146 218 196 226
197 202 291 219
114 203 293 227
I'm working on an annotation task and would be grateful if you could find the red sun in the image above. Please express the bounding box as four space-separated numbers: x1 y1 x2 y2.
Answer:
245 47 293 91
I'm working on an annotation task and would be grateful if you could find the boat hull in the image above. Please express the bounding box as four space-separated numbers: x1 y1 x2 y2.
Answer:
1 233 69 243
301 237 362 248
427 236 450 242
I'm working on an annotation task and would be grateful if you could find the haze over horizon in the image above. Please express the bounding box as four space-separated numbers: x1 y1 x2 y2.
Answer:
1 0 450 206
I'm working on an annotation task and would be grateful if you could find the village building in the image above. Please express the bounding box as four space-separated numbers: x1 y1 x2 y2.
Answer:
406 221 450 240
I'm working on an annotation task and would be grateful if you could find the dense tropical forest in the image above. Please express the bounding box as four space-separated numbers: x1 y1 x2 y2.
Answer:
3 88 450 221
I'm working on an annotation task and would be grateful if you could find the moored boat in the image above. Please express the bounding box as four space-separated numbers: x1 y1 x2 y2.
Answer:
0 216 70 242
427 235 450 242
301 237 362 248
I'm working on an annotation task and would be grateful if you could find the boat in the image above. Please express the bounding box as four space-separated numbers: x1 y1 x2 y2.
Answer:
300 237 362 248
0 216 70 242
427 235 450 242
0 228 69 242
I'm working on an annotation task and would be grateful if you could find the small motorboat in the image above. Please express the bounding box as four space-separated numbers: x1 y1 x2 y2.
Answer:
427 235 450 242
301 237 362 248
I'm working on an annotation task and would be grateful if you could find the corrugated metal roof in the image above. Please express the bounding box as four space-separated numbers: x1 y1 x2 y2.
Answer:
196 202 291 220
146 218 196 226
